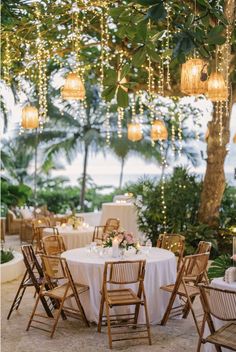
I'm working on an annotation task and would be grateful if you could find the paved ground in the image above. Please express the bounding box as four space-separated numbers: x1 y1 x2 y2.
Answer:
1 235 201 352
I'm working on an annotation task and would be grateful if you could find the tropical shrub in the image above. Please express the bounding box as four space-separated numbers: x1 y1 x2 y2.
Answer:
122 167 236 258
1 179 32 207
0 249 14 264
208 254 233 280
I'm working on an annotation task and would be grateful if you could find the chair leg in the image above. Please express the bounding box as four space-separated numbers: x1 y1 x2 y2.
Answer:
7 270 28 319
161 290 177 326
105 301 112 349
183 296 196 319
98 294 105 332
73 293 89 327
50 299 64 338
26 292 41 331
143 293 152 345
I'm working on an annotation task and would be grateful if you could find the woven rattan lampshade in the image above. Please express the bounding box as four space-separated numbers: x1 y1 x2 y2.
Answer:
180 58 207 95
21 106 39 129
151 120 168 141
207 71 228 102
61 72 85 100
127 123 142 142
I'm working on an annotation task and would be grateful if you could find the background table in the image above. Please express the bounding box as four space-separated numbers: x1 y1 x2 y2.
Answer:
100 202 140 236
62 247 177 324
43 225 94 250
201 277 236 352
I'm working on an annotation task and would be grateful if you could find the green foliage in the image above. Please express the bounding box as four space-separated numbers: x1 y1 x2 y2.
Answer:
37 183 114 214
1 179 32 207
0 203 8 217
0 249 14 264
122 167 236 257
208 254 233 280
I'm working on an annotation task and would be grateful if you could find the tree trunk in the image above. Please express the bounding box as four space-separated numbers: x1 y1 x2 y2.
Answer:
198 0 235 226
80 144 89 212
119 158 125 189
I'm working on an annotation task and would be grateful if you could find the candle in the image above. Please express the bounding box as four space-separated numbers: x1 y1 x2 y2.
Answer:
136 241 141 252
112 237 119 258
61 223 66 228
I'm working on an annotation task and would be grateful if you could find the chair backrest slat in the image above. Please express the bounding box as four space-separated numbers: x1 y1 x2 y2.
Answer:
42 235 66 256
199 284 236 321
195 241 212 254
104 260 145 284
183 253 209 282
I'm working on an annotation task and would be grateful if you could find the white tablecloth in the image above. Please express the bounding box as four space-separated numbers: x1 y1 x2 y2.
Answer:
100 202 140 236
62 247 177 324
43 226 94 250
202 277 236 352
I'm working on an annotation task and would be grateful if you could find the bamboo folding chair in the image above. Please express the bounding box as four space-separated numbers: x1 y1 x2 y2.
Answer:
197 285 236 352
156 233 185 271
92 218 120 244
160 252 210 335
27 255 89 338
32 223 59 254
7 245 53 320
98 260 152 349
41 235 66 256
195 241 212 255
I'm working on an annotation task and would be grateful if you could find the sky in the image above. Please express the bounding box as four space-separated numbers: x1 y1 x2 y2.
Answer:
1 83 236 188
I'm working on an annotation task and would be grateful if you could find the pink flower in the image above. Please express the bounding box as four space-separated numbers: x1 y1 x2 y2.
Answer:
125 233 134 245
104 233 110 241
231 255 236 261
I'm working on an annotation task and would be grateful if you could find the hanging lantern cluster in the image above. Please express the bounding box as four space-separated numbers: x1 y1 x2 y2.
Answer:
21 106 39 129
61 72 85 100
207 71 228 102
180 58 207 95
151 120 168 141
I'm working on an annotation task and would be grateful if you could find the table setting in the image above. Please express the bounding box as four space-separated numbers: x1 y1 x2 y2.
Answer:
43 222 94 250
62 232 177 324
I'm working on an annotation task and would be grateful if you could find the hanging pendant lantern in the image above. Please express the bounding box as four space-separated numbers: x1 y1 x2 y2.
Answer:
127 123 142 142
180 58 207 95
207 71 228 102
61 72 85 100
151 120 168 141
21 106 39 129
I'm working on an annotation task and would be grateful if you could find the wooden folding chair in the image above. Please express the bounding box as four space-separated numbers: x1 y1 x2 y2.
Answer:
26 255 89 338
197 285 236 352
160 253 210 335
195 241 212 255
32 222 59 254
7 245 53 320
156 233 185 271
41 235 66 256
98 260 152 349
93 218 120 244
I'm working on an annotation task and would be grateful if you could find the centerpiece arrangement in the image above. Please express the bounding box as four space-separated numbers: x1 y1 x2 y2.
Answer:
67 215 83 229
103 230 140 257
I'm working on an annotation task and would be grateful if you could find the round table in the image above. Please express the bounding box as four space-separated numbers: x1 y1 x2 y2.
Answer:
43 225 94 250
201 277 236 352
62 247 177 324
100 202 140 236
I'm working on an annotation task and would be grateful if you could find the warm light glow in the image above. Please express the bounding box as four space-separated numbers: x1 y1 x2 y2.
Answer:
207 72 228 102
21 106 39 129
127 123 143 142
233 133 236 144
180 58 207 95
61 72 85 100
151 120 168 141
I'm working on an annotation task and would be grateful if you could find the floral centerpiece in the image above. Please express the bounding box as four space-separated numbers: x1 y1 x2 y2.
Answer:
103 230 140 255
67 215 83 229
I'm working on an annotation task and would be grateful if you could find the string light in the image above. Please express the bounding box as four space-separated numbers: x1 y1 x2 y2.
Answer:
160 140 167 232
117 107 124 138
164 2 171 90
35 4 48 128
3 33 11 85
177 111 183 157
105 103 111 144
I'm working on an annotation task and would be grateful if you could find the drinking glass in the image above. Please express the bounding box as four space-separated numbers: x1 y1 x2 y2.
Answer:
146 239 152 254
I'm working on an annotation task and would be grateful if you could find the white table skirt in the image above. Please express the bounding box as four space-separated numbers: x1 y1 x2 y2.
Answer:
62 247 177 324
201 277 236 352
100 202 140 237
43 226 94 250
